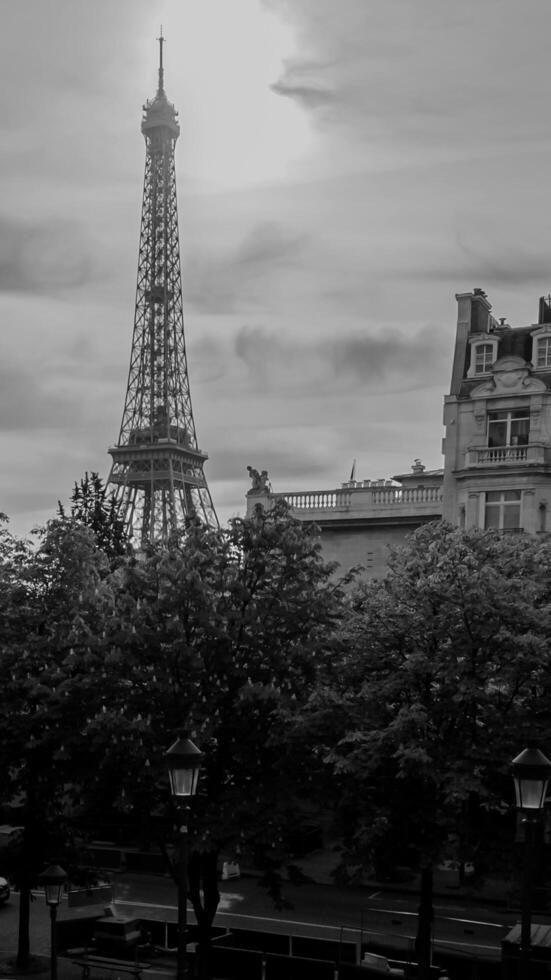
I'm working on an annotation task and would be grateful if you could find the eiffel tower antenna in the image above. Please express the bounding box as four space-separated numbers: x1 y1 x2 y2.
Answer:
157 26 164 93
107 37 218 544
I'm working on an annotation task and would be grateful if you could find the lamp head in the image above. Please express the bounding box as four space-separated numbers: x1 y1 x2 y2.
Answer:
165 735 203 798
38 864 67 907
511 746 551 812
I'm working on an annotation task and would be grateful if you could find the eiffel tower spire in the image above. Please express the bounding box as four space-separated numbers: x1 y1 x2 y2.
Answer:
107 37 218 543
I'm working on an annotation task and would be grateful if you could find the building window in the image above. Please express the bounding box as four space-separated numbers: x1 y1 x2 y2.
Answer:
487 408 530 447
536 337 551 368
474 343 495 374
484 490 522 531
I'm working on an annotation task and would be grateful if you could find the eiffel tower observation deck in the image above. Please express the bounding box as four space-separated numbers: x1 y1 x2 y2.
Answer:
108 35 217 543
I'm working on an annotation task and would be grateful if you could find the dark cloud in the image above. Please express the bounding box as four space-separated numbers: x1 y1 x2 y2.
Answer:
271 58 333 109
271 80 331 108
0 215 98 295
236 221 306 267
185 221 309 313
233 323 449 392
332 330 446 381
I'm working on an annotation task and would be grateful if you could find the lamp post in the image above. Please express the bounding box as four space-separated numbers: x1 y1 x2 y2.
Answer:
165 735 203 980
38 864 67 980
511 747 551 978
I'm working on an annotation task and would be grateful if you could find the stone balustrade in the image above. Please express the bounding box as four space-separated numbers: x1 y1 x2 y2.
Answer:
465 444 551 467
272 485 442 514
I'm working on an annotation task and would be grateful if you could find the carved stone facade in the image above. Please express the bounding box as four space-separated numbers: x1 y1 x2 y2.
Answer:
442 289 551 535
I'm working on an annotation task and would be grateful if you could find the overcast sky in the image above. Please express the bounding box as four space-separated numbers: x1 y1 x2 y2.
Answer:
3 0 551 534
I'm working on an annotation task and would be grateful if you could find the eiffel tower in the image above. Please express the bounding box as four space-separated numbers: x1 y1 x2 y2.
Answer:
108 36 217 543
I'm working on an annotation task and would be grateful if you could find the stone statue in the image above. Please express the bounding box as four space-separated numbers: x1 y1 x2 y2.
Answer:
247 466 270 493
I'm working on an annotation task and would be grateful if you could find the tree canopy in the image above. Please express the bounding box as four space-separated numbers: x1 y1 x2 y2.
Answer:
293 522 551 879
0 499 345 966
5 500 551 967
57 472 128 561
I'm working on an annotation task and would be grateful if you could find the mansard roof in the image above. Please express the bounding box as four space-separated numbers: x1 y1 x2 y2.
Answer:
456 291 551 398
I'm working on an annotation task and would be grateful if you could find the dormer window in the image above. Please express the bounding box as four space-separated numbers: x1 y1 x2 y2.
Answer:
467 335 498 378
530 325 551 370
536 336 551 368
474 343 494 374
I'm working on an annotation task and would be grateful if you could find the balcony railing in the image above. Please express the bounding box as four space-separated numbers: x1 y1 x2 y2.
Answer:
466 444 551 467
474 446 528 464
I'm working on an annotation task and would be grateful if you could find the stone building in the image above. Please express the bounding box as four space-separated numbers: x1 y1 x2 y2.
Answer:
245 461 443 580
443 288 551 534
246 288 551 577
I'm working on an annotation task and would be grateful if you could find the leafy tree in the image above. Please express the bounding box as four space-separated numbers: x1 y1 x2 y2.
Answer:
0 502 346 977
0 515 114 967
57 472 128 561
81 502 346 977
293 522 551 883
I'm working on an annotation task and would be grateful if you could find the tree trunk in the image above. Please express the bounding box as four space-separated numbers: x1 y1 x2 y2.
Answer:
414 866 433 980
187 850 220 980
16 793 40 970
16 872 32 968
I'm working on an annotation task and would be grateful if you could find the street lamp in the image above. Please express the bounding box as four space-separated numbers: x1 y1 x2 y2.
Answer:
511 747 551 976
165 736 203 980
38 864 67 980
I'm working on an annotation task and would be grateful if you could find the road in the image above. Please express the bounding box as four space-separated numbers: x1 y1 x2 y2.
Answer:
0 872 541 965
109 871 527 961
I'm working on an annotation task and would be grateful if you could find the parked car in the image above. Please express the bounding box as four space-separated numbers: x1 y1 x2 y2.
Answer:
0 876 10 904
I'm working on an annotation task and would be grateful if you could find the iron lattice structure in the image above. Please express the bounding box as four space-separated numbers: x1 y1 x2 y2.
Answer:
108 39 217 543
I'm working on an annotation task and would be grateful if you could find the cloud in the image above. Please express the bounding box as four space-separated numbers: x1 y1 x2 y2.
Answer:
409 229 551 295
0 362 85 433
452 238 551 291
5 0 551 539
236 221 306 267
0 215 98 296
0 490 64 520
185 220 309 313
270 58 334 109
233 323 450 393
266 0 551 155
207 442 331 483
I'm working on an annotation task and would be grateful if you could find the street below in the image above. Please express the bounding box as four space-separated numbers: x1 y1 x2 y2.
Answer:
111 871 526 961
0 872 546 966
